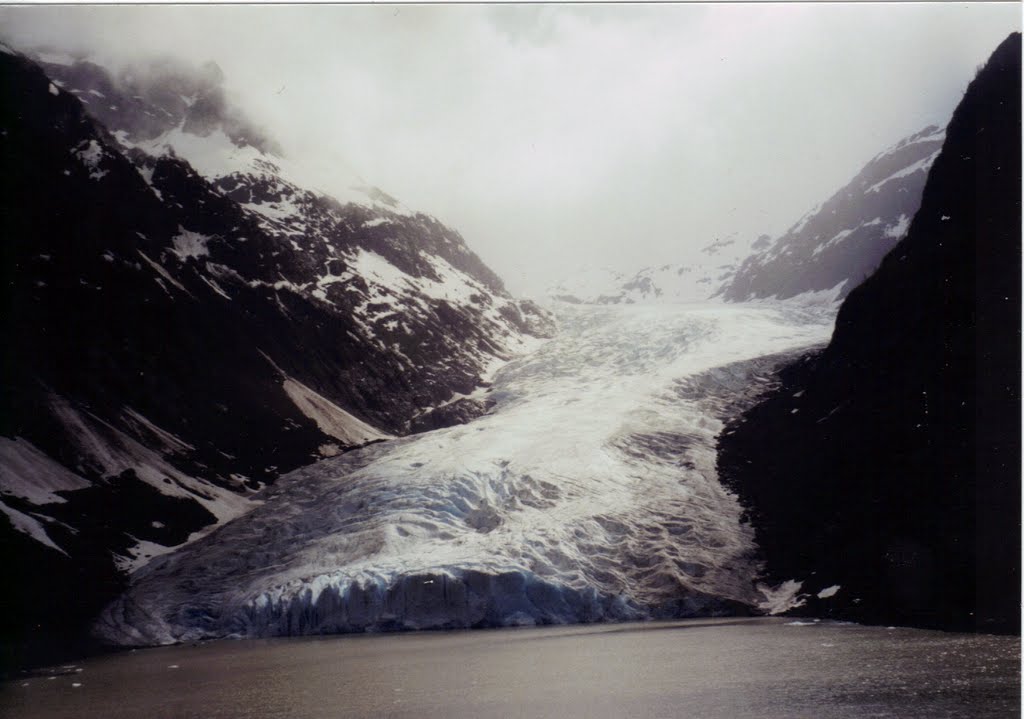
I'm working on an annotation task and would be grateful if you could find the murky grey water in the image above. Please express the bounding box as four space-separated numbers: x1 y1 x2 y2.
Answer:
1 618 1018 718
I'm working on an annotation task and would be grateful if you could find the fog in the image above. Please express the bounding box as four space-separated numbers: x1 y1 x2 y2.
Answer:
1 4 1018 294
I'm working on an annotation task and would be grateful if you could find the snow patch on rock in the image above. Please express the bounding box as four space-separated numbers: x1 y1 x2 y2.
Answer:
281 376 393 447
73 139 108 181
0 500 67 555
0 436 90 505
170 227 211 261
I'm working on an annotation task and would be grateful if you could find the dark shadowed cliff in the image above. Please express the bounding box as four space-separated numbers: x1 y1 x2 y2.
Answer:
718 33 1021 633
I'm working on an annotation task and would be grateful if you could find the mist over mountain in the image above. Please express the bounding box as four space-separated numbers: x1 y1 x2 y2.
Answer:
546 235 750 305
2 4 1015 296
547 123 945 307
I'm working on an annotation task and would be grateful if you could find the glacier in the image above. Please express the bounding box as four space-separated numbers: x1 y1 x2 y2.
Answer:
96 302 835 646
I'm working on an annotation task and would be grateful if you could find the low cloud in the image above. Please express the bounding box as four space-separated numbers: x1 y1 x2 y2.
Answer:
1 4 1018 293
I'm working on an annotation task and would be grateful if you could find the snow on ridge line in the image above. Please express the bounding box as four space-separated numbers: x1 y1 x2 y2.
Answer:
869 126 946 164
122 124 413 216
867 148 942 194
742 280 849 307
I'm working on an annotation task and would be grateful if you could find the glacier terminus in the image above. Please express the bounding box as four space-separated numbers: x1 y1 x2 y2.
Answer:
98 301 835 645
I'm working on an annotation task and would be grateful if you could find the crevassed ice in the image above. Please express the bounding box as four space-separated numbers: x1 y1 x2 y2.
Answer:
97 303 835 646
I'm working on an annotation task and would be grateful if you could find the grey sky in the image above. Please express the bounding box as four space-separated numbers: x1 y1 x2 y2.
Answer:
1 4 1019 294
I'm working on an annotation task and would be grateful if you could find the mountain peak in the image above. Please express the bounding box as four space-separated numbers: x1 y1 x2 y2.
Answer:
33 52 281 156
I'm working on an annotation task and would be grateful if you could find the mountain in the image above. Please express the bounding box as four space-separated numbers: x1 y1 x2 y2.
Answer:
546 235 753 305
721 124 945 303
549 122 943 308
0 46 552 663
717 33 1021 633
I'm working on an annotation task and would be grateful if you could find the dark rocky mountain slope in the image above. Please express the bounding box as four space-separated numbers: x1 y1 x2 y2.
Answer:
721 125 945 303
718 33 1021 633
0 46 551 666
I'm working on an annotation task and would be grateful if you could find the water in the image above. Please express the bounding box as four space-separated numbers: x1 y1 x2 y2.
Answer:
3 618 1018 718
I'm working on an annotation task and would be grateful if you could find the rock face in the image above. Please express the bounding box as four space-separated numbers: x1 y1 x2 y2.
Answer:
717 33 1021 633
722 125 945 303
0 46 551 661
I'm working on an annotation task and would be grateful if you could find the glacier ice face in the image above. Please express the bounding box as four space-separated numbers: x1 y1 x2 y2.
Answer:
97 303 835 646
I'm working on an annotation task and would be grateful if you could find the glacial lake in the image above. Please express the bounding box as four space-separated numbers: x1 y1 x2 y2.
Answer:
2 617 1018 718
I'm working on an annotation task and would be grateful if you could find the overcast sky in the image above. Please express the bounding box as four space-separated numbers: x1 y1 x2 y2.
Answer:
1 4 1019 294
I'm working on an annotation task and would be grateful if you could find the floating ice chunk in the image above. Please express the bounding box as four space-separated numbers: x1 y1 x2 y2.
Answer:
758 579 807 615
817 584 841 599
